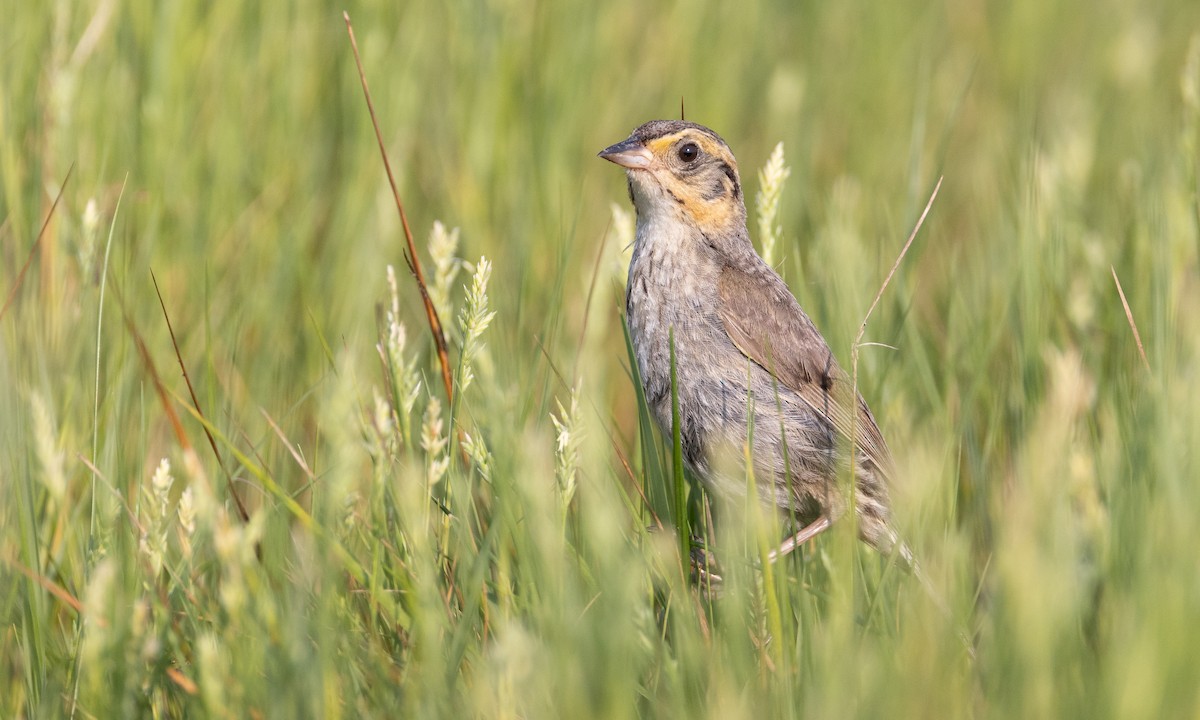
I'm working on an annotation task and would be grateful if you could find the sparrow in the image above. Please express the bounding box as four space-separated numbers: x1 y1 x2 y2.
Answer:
599 119 911 563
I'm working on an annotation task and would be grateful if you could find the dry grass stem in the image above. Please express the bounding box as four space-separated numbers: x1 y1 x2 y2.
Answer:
152 269 251 522
1 164 73 322
344 12 455 407
1110 265 1151 372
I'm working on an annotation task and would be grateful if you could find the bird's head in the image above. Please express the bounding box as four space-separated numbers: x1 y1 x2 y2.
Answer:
599 120 747 239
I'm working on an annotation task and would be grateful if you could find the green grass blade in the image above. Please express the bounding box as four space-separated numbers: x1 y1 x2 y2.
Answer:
669 327 690 572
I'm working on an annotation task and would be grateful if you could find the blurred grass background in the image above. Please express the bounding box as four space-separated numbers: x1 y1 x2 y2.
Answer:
3 0 1200 717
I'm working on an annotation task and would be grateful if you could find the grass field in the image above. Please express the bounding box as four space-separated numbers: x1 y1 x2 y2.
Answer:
4 0 1200 717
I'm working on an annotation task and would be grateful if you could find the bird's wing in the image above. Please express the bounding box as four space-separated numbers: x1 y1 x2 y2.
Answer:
717 262 894 476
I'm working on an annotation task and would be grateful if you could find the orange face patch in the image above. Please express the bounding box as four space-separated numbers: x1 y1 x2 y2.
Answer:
674 182 739 229
645 134 682 157
642 131 741 230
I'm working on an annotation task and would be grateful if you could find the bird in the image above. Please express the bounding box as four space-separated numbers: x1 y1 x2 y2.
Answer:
599 119 912 565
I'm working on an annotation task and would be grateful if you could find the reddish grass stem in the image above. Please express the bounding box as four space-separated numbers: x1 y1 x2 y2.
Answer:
344 12 455 408
1 164 73 322
151 269 251 522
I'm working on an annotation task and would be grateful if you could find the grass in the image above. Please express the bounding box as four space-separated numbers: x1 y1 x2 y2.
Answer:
3 0 1200 717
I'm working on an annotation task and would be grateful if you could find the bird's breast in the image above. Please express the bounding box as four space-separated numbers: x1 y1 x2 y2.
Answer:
625 222 718 381
624 220 736 467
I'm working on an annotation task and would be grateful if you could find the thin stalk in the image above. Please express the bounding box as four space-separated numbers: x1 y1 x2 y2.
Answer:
669 327 690 572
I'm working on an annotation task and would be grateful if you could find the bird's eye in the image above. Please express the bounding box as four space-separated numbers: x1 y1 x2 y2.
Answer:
677 142 700 163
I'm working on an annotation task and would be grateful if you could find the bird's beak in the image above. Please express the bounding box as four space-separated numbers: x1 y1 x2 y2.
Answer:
598 137 653 169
